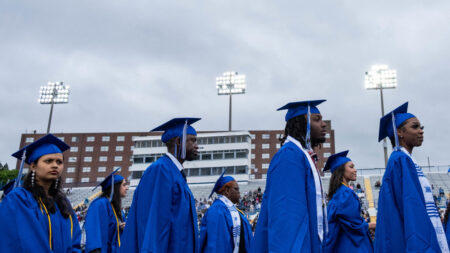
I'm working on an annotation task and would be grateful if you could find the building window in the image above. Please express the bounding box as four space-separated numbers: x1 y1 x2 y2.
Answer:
85 146 94 152
67 167 76 173
276 143 281 149
250 134 255 139
65 178 74 183
84 157 92 162
98 166 106 172
324 152 331 158
262 153 270 159
82 167 91 172
251 164 255 169
116 146 124 151
100 146 109 152
102 136 110 142
72 136 79 142
99 156 108 162
323 143 330 148
68 157 77 163
250 174 255 179
251 144 255 149
25 137 34 143
262 144 270 149
262 134 270 139
262 163 269 169
251 154 255 159
87 136 95 142
96 177 105 182
276 133 283 139
81 177 90 183
325 133 330 139
114 156 123 162
262 174 267 179
70 147 78 152
117 136 125 141
58 137 64 141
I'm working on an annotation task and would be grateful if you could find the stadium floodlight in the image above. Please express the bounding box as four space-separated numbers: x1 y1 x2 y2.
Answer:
364 65 397 167
216 72 246 131
38 82 70 134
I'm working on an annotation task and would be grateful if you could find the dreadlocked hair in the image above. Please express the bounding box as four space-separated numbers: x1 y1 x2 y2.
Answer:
279 115 322 148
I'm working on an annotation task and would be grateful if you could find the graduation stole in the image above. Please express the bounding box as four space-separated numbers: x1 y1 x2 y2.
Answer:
218 195 241 253
399 147 449 252
285 136 328 242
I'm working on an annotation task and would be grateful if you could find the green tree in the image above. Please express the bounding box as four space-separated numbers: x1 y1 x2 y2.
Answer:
0 168 18 186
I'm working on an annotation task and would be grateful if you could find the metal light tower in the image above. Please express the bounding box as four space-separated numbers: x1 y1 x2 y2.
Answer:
216 72 246 131
39 82 70 134
364 65 397 167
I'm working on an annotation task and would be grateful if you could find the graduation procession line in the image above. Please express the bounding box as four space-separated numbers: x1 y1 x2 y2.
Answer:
1 100 450 253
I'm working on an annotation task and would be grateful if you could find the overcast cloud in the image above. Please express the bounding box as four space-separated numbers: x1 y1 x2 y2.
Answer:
1 0 449 169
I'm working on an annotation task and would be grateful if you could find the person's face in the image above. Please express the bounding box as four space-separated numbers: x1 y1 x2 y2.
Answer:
184 134 199 161
398 117 424 148
119 179 128 198
31 153 64 183
343 161 357 182
225 181 241 204
309 113 327 144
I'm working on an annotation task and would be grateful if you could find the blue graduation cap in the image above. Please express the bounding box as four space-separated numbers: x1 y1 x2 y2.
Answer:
209 171 235 198
378 102 415 148
1 179 16 196
151 117 201 159
323 151 351 173
277 100 326 150
11 134 70 190
93 167 124 202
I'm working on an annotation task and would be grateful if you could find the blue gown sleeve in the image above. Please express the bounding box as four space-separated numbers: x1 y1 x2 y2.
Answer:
334 188 369 246
70 210 82 253
84 199 109 252
0 188 51 252
200 205 232 253
139 163 174 252
393 155 437 251
266 147 312 252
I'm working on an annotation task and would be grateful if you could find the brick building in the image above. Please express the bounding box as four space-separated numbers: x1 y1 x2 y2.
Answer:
15 120 334 187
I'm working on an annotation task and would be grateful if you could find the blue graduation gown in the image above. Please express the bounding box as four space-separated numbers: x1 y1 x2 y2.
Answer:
445 219 450 248
199 199 253 253
324 185 373 253
251 141 326 253
375 150 442 252
120 155 199 253
0 187 81 253
85 196 122 253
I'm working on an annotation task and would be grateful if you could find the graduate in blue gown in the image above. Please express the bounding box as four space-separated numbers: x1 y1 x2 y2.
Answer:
0 134 81 253
120 118 200 253
200 172 253 253
444 202 450 248
323 151 373 253
374 102 449 252
85 169 129 253
251 100 329 253
1 178 17 199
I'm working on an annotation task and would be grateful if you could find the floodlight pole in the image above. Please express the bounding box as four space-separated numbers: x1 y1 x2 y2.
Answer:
379 85 388 167
46 87 57 134
228 92 232 131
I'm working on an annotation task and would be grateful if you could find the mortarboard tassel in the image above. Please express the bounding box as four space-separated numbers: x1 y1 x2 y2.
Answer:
14 149 26 189
181 120 188 159
305 105 312 150
391 113 400 151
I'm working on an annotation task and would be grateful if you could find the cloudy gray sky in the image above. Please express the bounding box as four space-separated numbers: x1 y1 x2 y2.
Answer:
1 0 449 169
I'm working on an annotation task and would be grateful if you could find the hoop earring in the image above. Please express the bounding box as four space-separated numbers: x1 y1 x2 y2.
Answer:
54 178 59 190
31 171 36 187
